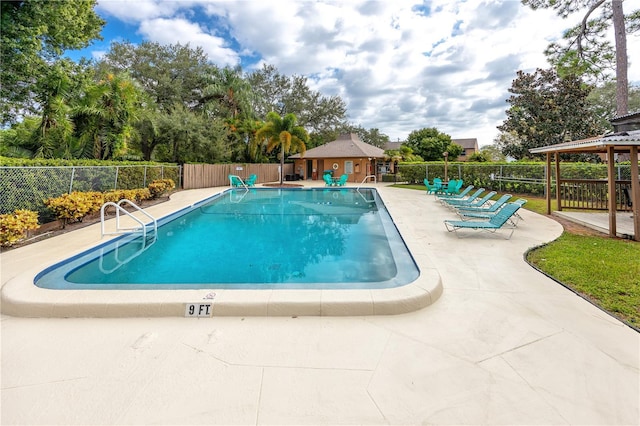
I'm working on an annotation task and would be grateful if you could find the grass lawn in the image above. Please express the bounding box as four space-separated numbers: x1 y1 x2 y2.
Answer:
393 183 640 329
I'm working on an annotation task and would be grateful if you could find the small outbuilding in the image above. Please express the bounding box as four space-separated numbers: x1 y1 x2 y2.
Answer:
289 133 386 183
530 112 640 241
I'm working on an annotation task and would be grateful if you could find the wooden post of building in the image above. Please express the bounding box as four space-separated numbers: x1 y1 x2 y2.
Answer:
606 146 617 237
545 153 552 214
554 152 561 212
630 146 640 241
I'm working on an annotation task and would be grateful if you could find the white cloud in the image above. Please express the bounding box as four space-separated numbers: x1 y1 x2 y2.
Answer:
91 0 639 146
138 18 240 66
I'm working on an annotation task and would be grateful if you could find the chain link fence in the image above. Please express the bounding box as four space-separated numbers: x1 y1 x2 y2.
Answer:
0 165 181 219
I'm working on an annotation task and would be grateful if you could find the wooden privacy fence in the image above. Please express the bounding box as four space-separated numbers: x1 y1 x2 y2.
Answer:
183 163 294 189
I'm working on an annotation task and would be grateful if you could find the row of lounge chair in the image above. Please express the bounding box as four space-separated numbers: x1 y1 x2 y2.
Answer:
424 181 527 239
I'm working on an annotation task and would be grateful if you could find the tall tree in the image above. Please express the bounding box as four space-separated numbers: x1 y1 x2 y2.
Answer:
247 64 348 134
201 66 254 120
587 82 640 130
351 126 391 148
1 0 104 124
254 112 308 185
523 0 639 116
98 41 213 113
74 73 144 159
404 128 462 161
497 68 603 159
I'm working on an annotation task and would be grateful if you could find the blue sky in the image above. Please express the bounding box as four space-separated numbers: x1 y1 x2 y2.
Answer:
67 0 640 146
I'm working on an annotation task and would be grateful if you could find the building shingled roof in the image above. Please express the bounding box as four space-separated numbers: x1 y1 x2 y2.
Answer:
289 133 386 159
452 138 478 150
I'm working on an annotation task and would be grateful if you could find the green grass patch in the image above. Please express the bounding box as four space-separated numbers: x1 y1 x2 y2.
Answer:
527 234 640 326
392 183 639 328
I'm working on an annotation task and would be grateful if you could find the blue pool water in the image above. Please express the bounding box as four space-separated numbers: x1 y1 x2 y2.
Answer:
35 188 419 290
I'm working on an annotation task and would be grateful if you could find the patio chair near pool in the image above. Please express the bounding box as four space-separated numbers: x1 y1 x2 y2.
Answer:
245 174 257 187
438 179 461 196
335 174 348 186
444 201 523 239
423 179 441 194
323 174 335 186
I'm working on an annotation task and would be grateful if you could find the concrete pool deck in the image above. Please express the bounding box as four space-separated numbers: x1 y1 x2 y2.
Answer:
2 183 638 425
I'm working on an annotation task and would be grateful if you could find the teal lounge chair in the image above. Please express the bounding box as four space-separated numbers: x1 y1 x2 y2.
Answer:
452 191 497 209
457 194 512 214
444 201 523 239
458 199 527 226
323 174 335 186
437 185 474 200
440 188 486 206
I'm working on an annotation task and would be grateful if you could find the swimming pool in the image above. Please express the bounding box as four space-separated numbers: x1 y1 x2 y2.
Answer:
35 188 419 290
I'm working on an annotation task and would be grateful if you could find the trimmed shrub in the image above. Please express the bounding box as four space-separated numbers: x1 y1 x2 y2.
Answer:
148 179 175 199
0 209 40 247
103 188 152 204
44 191 104 227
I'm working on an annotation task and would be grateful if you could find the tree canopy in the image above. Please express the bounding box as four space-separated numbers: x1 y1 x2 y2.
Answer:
497 68 603 160
404 128 463 161
523 0 639 115
1 0 104 124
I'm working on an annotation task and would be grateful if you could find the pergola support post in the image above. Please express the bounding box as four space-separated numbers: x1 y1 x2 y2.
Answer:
630 146 640 241
607 146 617 238
554 152 561 212
545 153 552 214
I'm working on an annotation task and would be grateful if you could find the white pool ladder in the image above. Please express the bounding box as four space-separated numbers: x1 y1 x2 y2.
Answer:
100 199 157 240
229 174 249 190
356 174 377 189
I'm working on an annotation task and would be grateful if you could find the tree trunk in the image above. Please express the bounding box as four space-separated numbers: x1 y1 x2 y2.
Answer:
612 0 628 116
280 149 284 185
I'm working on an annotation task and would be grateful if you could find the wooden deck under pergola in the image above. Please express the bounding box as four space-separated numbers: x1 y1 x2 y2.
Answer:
530 130 640 241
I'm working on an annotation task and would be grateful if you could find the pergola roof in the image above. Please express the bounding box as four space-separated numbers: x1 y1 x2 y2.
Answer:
529 130 640 154
289 133 385 159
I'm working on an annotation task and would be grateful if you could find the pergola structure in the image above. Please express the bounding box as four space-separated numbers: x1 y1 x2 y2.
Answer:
530 119 640 241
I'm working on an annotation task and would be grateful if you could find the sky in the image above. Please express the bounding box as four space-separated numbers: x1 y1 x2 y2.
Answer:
67 0 640 147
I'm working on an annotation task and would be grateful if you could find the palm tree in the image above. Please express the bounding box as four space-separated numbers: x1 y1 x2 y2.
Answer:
74 72 142 159
254 112 308 185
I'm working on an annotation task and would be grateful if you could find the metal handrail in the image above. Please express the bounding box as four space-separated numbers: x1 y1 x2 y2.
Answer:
100 199 157 239
356 174 377 189
228 174 249 190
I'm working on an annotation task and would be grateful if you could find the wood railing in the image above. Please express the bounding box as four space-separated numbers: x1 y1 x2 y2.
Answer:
559 179 633 211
